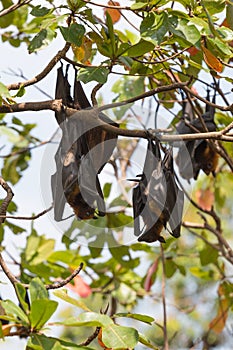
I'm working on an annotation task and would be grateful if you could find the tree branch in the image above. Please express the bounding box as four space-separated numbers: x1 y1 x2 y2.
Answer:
1 98 233 142
7 43 70 91
0 253 84 290
0 0 31 17
0 205 53 220
45 263 84 290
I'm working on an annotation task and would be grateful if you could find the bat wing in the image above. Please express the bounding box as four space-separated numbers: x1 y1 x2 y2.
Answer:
51 144 67 221
55 66 73 125
132 182 147 237
73 79 119 172
77 154 106 215
163 150 184 237
133 140 163 241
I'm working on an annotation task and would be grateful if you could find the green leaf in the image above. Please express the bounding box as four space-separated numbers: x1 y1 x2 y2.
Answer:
126 39 155 57
27 333 95 350
107 212 133 229
215 112 233 127
114 312 154 324
189 266 214 280
200 245 218 266
29 278 48 303
105 12 116 55
78 66 109 84
67 0 86 12
0 82 11 103
0 0 15 29
227 1 233 30
103 183 112 198
25 235 55 265
59 23 85 46
1 300 29 325
165 259 177 278
15 283 29 313
140 12 169 45
131 2 148 10
5 221 25 234
175 19 201 45
139 333 160 349
217 26 233 42
60 312 113 327
15 84 26 98
113 283 137 305
102 324 139 349
28 29 47 53
53 290 91 312
30 6 51 17
30 299 58 330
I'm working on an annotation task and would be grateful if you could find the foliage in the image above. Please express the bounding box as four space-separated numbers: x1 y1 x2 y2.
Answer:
0 1 233 349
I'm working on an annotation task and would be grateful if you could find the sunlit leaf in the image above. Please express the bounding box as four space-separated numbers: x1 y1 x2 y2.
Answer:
59 312 113 327
114 312 154 324
102 324 139 349
30 300 58 330
53 290 91 312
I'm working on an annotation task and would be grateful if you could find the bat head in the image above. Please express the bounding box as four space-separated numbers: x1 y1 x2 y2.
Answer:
138 221 166 243
194 141 218 178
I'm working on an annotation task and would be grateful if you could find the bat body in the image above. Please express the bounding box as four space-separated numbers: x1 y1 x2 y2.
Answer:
52 66 118 221
133 140 184 243
175 92 218 180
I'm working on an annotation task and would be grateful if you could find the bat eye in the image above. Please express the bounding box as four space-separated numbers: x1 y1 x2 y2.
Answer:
206 162 213 170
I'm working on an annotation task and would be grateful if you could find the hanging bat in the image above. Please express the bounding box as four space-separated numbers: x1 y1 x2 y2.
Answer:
175 89 218 180
51 65 118 221
132 140 184 243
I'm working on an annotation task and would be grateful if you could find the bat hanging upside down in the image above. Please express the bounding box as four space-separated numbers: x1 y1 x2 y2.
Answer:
132 139 184 243
51 65 118 221
175 89 218 181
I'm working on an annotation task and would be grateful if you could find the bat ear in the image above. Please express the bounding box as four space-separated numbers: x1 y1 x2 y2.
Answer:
73 69 91 110
204 85 216 119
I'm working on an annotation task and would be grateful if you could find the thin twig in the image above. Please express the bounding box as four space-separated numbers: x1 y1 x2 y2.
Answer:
0 128 59 159
0 253 19 286
45 263 84 290
160 244 169 350
0 205 53 220
0 0 31 17
7 43 71 90
0 254 84 290
79 327 101 346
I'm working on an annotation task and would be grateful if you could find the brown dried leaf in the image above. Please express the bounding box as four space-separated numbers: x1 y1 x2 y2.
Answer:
201 45 223 73
104 1 121 24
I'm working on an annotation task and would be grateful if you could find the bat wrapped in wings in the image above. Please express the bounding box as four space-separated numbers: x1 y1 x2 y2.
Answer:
175 90 218 180
51 65 118 221
132 139 184 243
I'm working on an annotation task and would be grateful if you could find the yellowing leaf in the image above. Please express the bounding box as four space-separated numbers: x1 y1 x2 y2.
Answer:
201 45 223 73
209 284 230 333
104 1 121 24
72 36 92 64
